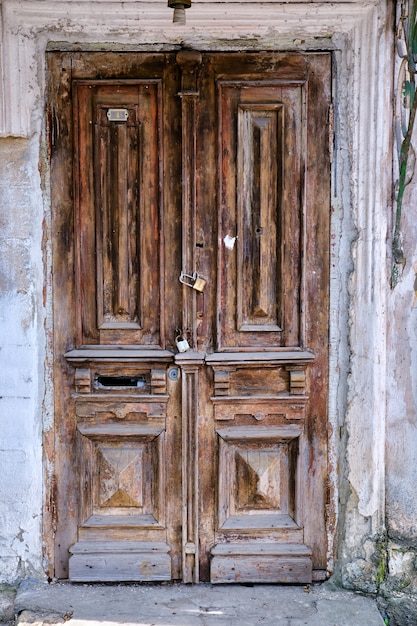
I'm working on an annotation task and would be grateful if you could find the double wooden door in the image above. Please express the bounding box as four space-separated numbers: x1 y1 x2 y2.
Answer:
48 50 331 583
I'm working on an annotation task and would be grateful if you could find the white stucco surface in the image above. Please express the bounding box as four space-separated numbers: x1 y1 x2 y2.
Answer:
386 159 417 544
0 137 44 582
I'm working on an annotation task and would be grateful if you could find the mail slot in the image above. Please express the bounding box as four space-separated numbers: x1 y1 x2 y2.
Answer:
95 375 147 389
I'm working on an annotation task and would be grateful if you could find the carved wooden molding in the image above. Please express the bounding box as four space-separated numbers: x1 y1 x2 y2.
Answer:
177 359 203 583
151 369 167 395
174 351 205 367
177 51 203 348
213 369 234 396
216 424 303 441
206 351 314 366
75 398 169 420
286 366 307 395
77 421 164 437
211 396 307 421
216 424 303 531
210 360 308 397
65 348 173 363
75 368 91 394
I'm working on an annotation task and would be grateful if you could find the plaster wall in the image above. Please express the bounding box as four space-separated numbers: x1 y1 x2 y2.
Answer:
0 0 400 602
378 115 417 624
0 136 44 582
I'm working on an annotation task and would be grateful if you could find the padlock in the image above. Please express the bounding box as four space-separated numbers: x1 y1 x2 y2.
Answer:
192 274 207 293
179 271 206 293
176 334 190 353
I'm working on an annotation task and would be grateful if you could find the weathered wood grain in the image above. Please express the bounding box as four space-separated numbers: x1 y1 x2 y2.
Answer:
69 541 171 582
210 542 312 583
49 50 330 582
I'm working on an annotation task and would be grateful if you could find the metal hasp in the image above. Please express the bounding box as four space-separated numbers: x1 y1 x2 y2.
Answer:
168 0 191 24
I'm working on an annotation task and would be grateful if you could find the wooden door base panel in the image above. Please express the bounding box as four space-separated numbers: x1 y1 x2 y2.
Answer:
210 543 312 584
69 541 171 582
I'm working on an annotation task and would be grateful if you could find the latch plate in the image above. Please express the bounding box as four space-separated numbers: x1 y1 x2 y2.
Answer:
107 108 129 122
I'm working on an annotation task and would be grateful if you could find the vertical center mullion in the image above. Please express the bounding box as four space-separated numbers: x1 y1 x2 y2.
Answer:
176 50 203 584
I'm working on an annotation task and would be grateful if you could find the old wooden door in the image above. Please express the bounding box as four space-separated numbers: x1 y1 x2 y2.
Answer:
48 50 331 583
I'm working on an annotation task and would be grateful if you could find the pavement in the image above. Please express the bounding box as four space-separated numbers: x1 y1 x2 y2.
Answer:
0 578 386 626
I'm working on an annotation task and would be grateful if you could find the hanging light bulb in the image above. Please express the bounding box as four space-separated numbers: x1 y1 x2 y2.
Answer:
168 0 191 25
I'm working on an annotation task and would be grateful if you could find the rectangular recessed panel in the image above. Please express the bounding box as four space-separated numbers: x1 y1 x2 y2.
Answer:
217 427 300 530
77 416 166 531
237 105 282 331
92 437 161 520
95 106 141 330
74 81 163 346
218 81 304 349
229 367 288 396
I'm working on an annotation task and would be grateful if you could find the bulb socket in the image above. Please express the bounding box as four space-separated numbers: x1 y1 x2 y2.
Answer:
168 0 191 24
173 6 186 23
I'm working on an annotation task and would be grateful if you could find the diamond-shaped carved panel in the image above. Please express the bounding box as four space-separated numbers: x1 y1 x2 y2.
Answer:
98 445 143 508
77 426 166 530
236 449 281 510
216 426 301 530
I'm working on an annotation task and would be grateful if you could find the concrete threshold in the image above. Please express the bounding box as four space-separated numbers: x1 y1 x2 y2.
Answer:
10 579 385 626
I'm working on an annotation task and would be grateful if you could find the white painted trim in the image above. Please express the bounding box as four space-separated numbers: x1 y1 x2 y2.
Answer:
1 1 381 136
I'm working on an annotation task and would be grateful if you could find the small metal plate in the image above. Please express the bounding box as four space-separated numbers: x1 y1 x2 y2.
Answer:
107 108 129 122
